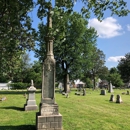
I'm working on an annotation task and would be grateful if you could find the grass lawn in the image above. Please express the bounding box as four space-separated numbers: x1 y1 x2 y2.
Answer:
0 88 130 130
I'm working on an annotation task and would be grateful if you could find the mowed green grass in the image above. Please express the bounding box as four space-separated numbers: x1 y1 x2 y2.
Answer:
0 88 130 130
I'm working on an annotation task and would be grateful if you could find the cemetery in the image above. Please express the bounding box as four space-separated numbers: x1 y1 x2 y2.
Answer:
1 0 130 130
0 88 130 130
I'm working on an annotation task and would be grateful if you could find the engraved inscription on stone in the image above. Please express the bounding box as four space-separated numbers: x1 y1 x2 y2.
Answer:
43 64 54 99
42 108 58 112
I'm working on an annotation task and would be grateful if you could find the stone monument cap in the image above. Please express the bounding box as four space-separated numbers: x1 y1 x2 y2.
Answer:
27 80 36 91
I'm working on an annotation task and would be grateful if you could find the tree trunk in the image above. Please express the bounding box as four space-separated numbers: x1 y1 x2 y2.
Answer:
93 76 96 90
92 69 96 90
63 73 67 93
62 60 68 93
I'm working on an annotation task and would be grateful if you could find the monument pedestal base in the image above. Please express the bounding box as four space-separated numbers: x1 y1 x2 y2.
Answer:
24 104 38 111
36 113 62 130
24 99 38 111
36 103 62 130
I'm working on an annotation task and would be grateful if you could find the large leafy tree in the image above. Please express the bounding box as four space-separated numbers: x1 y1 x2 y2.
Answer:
36 0 130 92
108 67 124 87
117 53 130 82
0 0 36 78
92 48 106 88
82 47 107 89
35 11 97 92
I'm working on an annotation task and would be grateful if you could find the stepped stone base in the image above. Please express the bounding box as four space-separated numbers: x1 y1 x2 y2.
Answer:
36 112 62 130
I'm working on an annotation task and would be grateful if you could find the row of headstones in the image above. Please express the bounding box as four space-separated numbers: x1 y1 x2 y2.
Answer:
101 89 126 103
100 89 129 95
24 80 127 110
62 90 123 104
110 94 122 103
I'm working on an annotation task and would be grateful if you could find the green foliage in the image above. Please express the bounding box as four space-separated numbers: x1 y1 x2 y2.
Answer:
117 53 130 82
82 47 106 89
37 0 130 22
0 0 36 79
22 61 42 88
98 66 109 80
108 73 124 87
84 0 130 20
109 67 119 74
35 10 98 92
10 82 29 89
85 78 93 88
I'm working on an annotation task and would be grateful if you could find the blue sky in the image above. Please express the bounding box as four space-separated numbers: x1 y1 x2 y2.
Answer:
29 0 130 69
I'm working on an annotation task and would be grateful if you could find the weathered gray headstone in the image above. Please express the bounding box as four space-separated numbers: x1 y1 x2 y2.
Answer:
126 90 129 95
24 80 38 111
108 81 114 93
100 89 106 95
83 88 86 96
116 94 123 103
109 94 115 102
65 93 69 98
36 6 62 130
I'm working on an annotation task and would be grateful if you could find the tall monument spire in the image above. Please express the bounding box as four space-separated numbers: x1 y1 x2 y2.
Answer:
45 6 54 58
36 5 62 130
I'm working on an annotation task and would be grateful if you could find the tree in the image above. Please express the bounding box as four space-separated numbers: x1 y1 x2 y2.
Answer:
106 67 124 88
35 11 97 92
109 67 119 74
87 48 106 89
37 0 130 21
0 0 36 76
108 73 124 88
13 53 32 82
23 61 42 88
81 0 129 19
117 53 130 82
98 66 109 80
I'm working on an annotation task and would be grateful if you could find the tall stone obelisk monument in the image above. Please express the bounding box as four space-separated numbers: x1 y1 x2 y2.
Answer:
36 5 62 130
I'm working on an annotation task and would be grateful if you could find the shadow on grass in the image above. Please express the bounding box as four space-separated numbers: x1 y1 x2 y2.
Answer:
0 125 35 130
0 106 24 111
0 90 41 95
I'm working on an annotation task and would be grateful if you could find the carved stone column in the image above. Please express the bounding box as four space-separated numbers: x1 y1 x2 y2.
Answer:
36 5 62 130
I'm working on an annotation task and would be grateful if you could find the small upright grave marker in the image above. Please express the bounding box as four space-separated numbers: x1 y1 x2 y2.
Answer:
100 89 106 95
109 94 115 102
83 89 86 96
116 95 123 103
126 90 129 95
108 81 114 93
24 80 38 111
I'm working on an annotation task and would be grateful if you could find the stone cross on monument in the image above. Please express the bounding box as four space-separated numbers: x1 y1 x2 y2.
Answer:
36 5 62 130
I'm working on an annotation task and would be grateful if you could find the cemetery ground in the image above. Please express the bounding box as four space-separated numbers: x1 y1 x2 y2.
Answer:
0 89 130 130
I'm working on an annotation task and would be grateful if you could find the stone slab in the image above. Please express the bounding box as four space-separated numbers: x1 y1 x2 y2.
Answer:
24 105 38 111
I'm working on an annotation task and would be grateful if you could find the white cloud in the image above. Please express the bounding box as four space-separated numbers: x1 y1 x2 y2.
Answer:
88 17 123 38
127 24 130 31
107 56 125 62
